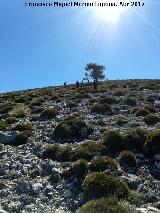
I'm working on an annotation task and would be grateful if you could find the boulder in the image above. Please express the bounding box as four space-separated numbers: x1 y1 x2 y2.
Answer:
0 131 17 145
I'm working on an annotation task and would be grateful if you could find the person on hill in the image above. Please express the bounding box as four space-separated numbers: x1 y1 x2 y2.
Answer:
76 80 80 88
64 81 67 87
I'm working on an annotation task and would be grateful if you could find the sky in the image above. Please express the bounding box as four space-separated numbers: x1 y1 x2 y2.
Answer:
0 0 160 92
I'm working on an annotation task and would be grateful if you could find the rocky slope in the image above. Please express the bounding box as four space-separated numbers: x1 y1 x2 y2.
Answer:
0 80 160 213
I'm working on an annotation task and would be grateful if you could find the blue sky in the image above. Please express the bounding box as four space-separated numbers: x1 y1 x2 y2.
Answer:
0 0 160 92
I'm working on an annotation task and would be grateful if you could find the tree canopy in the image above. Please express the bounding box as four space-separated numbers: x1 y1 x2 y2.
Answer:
85 63 105 82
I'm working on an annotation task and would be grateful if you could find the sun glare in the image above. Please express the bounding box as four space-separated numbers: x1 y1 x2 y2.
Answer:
93 0 129 25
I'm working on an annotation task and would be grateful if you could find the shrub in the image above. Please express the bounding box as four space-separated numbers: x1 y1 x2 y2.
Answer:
76 197 135 213
5 117 17 124
119 150 137 167
40 108 58 119
102 130 124 153
13 130 32 146
143 114 160 125
144 106 157 113
31 106 44 114
9 106 30 118
0 122 10 131
124 98 136 106
91 103 112 114
30 98 44 106
99 96 118 104
43 144 72 162
123 128 147 151
70 159 87 177
82 172 130 201
130 107 140 114
53 115 91 141
56 145 72 162
114 90 125 96
0 105 13 114
89 156 117 173
14 123 32 132
136 108 150 117
144 131 160 154
71 141 103 161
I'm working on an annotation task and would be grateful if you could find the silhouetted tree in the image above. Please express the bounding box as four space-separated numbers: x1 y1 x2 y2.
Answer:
85 63 105 83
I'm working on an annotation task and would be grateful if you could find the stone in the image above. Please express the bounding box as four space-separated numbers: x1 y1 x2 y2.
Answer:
31 183 43 195
154 154 160 161
121 174 141 190
0 131 17 144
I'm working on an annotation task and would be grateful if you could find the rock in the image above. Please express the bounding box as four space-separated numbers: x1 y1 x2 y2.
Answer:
63 190 72 198
0 206 8 213
0 131 17 144
16 180 31 194
121 174 141 190
31 183 43 195
154 154 160 161
155 161 160 170
136 206 160 213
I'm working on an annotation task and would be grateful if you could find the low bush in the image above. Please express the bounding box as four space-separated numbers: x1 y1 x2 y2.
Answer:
13 130 32 146
123 128 148 151
43 144 72 162
119 150 137 167
40 108 58 119
144 131 160 154
31 106 44 114
82 172 130 201
143 114 160 125
89 156 117 173
9 106 30 118
136 108 150 117
91 103 112 114
144 106 157 113
0 122 10 131
53 115 91 141
124 98 137 106
0 104 13 114
70 159 87 177
76 197 135 213
5 117 17 124
14 123 32 132
102 130 124 153
99 96 118 104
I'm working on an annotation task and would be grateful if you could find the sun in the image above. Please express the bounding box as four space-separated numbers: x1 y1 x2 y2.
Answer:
93 0 128 25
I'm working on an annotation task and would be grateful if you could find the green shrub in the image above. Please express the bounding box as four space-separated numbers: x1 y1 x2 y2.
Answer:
13 130 32 146
130 107 140 114
102 130 124 153
124 98 137 106
40 108 58 119
82 172 130 201
14 123 32 132
31 106 44 114
56 145 72 162
144 106 157 113
71 159 87 177
145 95 155 103
53 115 91 141
0 122 10 131
30 97 44 106
123 128 147 151
43 144 61 159
136 108 150 117
0 105 13 114
91 104 112 114
76 197 135 213
9 106 30 118
119 150 137 167
5 117 17 124
99 96 118 104
71 141 102 161
143 114 160 125
144 131 160 154
114 90 125 96
43 144 72 162
89 156 117 173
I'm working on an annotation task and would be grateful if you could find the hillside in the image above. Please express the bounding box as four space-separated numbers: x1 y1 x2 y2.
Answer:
0 79 160 213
